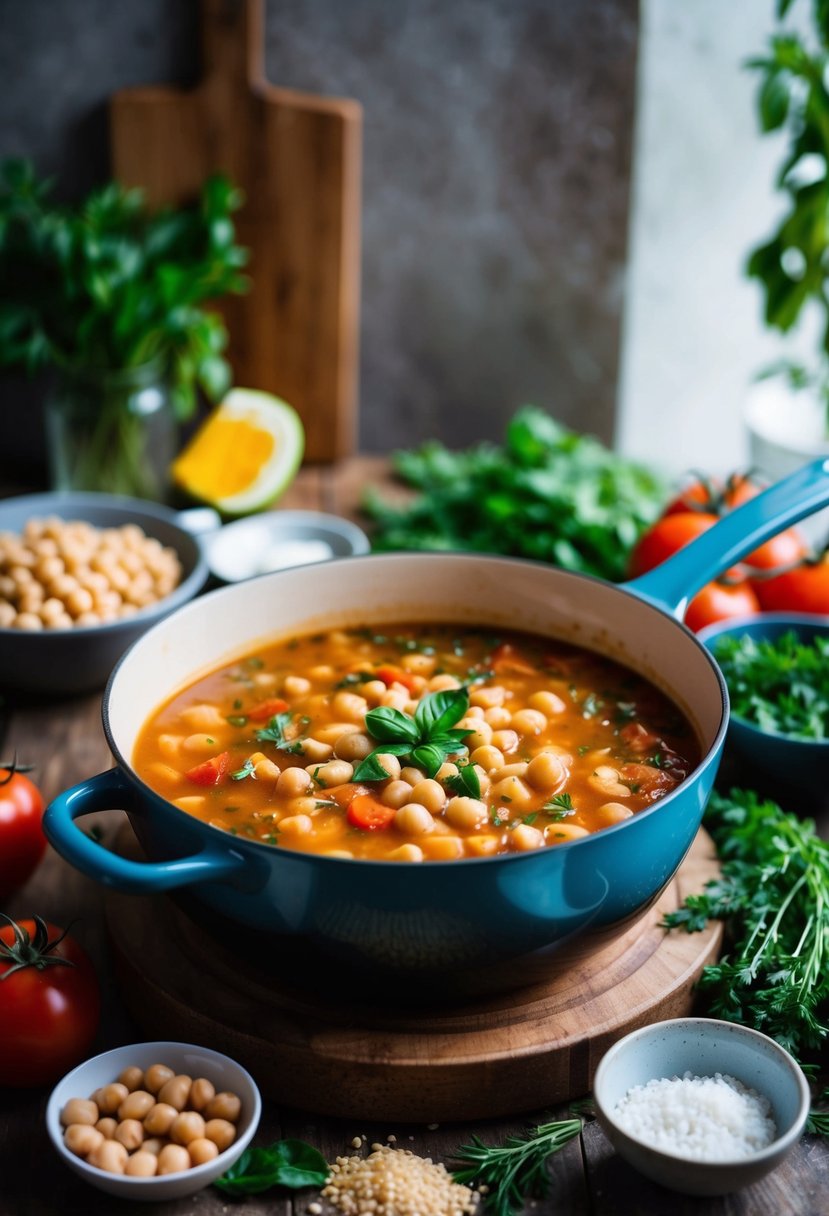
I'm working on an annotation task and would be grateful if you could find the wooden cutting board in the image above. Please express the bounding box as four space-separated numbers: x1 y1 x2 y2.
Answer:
110 0 362 463
106 827 722 1123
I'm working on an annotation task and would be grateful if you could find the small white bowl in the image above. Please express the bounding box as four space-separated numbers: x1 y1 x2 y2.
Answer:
593 1018 811 1197
46 1041 261 1201
205 509 370 583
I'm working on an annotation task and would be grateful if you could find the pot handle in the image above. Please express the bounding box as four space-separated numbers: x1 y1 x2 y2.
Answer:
623 456 829 617
43 768 248 895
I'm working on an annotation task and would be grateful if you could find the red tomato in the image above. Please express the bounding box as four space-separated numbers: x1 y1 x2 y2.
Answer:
491 643 536 676
0 916 100 1087
347 794 396 830
743 527 809 574
185 752 232 785
754 556 829 614
376 666 420 693
0 765 46 901
246 698 289 723
663 471 762 517
628 513 720 578
683 580 761 633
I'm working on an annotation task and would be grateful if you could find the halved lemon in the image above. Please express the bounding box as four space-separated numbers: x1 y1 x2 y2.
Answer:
171 389 304 516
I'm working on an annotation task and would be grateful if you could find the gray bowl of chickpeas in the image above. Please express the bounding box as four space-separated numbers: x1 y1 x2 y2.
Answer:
46 1040 261 1200
0 492 210 695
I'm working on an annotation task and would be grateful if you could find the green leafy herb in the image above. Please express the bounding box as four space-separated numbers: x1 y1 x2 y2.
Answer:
310 767 327 789
363 408 665 582
256 712 302 752
713 630 829 740
226 714 248 727
452 1118 582 1216
581 693 604 719
544 792 573 812
0 160 247 421
231 759 255 782
490 806 504 827
214 1139 328 1196
335 671 376 689
353 688 472 780
445 763 482 800
663 788 829 1060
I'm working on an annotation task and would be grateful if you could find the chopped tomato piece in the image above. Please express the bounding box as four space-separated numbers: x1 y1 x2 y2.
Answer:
619 762 680 800
185 752 232 786
376 666 419 693
347 793 396 830
619 722 660 754
491 643 535 676
327 782 369 809
247 698 289 722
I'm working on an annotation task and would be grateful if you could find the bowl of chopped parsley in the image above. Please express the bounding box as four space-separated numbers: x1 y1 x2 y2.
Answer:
699 614 829 797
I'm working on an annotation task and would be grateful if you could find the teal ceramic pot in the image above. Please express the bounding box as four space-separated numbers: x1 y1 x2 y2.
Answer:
42 459 829 995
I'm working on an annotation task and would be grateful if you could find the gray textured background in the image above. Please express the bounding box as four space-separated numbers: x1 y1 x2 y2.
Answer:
0 0 638 476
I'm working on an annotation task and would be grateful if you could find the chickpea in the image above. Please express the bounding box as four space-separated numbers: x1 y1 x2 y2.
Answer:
204 1091 241 1122
157 1143 192 1175
529 690 567 716
204 1119 237 1152
588 765 631 799
312 758 354 786
157 1075 192 1112
180 704 226 732
181 732 220 755
331 690 368 722
484 706 513 730
400 766 426 786
143 1102 178 1135
490 775 533 810
169 1110 206 1145
510 824 545 851
119 1066 144 1092
60 1098 98 1127
143 1062 175 1094
526 751 568 792
95 1117 118 1138
97 1082 129 1114
470 685 506 709
88 1139 129 1173
470 745 505 772
445 796 488 830
114 1118 145 1151
64 1124 104 1158
491 729 519 754
125 1151 159 1177
315 721 359 746
141 1137 167 1157
278 814 313 835
15 612 42 630
421 835 464 860
334 731 373 762
394 804 435 835
381 780 415 809
372 753 401 781
189 1077 216 1112
118 1090 155 1121
435 761 459 783
510 708 547 735
361 679 388 703
428 674 461 691
499 761 529 779
379 688 408 712
545 822 590 843
276 766 313 797
294 737 333 763
388 844 425 862
253 757 281 783
0 603 15 627
465 835 500 857
409 779 446 814
596 801 634 826
283 675 311 697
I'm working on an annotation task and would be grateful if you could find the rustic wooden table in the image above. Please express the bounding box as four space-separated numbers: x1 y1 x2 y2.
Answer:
1 460 827 1216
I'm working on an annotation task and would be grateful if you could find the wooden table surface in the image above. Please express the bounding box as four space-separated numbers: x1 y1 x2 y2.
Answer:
1 459 827 1216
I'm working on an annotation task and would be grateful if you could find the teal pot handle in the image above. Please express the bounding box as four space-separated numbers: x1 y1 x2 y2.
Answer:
624 456 829 617
43 769 248 894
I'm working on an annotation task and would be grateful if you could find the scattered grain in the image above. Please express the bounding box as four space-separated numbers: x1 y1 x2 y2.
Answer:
323 1145 478 1216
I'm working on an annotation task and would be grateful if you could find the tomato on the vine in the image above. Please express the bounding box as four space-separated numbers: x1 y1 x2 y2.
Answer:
628 512 719 578
0 763 46 901
683 579 761 633
0 915 100 1087
753 554 829 614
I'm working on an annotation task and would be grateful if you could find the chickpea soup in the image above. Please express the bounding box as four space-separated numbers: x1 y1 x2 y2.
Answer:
133 625 700 862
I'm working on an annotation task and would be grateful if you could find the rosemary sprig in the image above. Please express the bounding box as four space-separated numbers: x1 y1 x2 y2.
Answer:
452 1118 582 1216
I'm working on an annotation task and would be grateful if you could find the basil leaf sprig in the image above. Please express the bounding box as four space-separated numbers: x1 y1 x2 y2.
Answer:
353 688 473 781
214 1139 328 1196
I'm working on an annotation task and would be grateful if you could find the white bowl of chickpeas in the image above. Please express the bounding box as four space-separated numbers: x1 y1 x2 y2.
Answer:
45 1040 261 1201
0 492 210 694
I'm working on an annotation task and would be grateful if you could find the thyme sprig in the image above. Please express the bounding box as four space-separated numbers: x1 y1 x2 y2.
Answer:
452 1118 582 1216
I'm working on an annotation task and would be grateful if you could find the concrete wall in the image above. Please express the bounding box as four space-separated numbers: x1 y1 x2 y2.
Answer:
0 0 638 476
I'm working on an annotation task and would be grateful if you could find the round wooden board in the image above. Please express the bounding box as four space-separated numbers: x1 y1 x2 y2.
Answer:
106 828 722 1124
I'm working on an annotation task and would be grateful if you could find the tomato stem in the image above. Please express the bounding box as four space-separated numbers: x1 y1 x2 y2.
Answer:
0 753 36 784
0 913 76 978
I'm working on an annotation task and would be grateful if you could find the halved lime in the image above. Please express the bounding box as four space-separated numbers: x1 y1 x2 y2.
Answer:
171 389 305 516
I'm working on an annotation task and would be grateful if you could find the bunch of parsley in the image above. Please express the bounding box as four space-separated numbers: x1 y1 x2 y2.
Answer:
363 407 666 583
712 630 829 740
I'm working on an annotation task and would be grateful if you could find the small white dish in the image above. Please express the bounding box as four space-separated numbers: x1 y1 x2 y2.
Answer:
593 1018 811 1197
206 509 370 583
46 1040 261 1201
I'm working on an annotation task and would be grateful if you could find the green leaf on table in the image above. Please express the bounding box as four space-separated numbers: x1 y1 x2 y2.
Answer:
214 1139 329 1195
